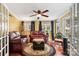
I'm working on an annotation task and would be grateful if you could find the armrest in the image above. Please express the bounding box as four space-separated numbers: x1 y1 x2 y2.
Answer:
10 39 21 43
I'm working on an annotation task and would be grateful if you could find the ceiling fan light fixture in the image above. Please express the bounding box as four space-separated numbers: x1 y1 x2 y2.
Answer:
37 14 41 17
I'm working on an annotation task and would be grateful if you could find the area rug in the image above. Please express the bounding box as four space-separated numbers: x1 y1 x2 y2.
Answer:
22 43 56 56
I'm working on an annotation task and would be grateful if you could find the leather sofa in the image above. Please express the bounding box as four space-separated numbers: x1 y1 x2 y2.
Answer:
9 31 27 52
30 31 48 43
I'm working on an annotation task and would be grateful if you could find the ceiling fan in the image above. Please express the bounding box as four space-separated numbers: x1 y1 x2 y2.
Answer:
30 10 49 19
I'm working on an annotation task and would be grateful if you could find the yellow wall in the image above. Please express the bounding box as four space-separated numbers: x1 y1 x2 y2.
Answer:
9 16 21 32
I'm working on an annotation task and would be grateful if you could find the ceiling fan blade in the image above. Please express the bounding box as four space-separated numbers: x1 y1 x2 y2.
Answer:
42 10 49 13
30 14 37 17
42 14 49 17
33 10 37 13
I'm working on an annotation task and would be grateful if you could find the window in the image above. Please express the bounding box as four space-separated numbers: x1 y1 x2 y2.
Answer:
42 21 51 34
0 4 9 56
23 21 31 31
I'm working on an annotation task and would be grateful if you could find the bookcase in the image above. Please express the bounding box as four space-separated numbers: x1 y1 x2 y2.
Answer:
0 3 9 56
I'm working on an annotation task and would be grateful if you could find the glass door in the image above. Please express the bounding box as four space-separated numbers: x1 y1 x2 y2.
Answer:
0 3 9 56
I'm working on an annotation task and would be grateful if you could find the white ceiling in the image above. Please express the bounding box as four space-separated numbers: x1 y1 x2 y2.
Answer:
5 3 72 21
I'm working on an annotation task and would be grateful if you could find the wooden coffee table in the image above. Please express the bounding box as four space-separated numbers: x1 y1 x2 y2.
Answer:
22 43 56 56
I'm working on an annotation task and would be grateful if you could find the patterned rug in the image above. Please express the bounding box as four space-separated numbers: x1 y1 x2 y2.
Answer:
22 43 56 56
